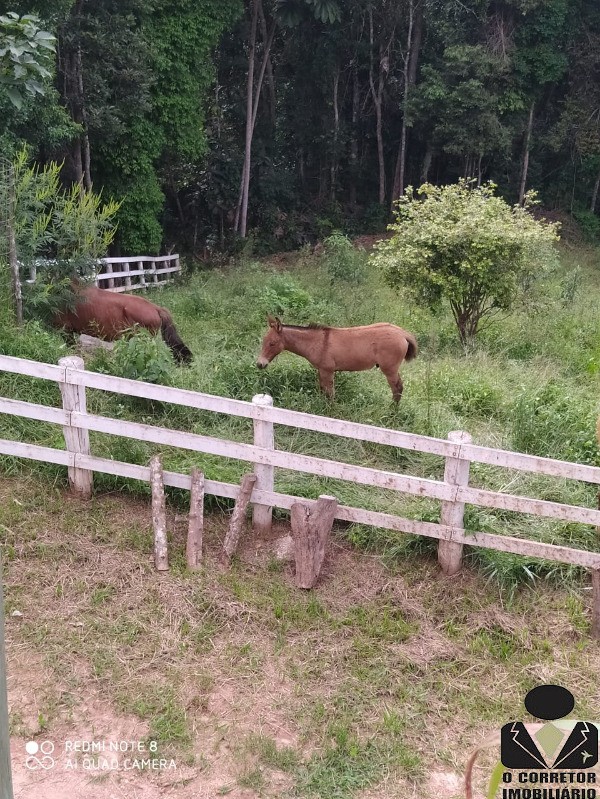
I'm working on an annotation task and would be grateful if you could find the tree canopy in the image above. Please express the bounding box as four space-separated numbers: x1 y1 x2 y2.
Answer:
0 0 598 253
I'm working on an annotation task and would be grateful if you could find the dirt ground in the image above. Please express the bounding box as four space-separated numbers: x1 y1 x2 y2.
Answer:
3 480 600 799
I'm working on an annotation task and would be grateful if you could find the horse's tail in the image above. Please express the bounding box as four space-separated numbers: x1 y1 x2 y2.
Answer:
158 308 193 364
404 332 418 362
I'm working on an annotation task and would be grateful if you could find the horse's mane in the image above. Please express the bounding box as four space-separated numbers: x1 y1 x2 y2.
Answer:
284 322 331 331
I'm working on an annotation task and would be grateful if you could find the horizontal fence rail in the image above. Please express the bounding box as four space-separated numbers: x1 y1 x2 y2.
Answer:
0 352 599 633
95 255 181 292
24 255 181 293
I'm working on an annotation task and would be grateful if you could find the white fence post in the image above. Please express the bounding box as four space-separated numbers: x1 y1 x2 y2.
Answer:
252 393 274 535
58 356 93 499
0 555 13 799
438 430 472 575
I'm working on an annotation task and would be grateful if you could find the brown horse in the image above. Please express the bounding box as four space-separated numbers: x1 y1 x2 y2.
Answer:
257 315 417 401
54 285 193 363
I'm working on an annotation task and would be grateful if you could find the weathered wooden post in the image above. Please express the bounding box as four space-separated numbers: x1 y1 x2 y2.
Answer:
124 260 132 290
592 569 600 640
150 455 169 571
58 356 93 499
252 394 274 535
220 474 257 567
187 468 204 569
106 261 114 289
0 556 14 799
291 495 338 589
438 430 472 576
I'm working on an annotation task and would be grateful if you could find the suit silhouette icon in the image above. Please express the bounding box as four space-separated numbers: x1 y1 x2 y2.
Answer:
500 685 598 770
501 720 598 769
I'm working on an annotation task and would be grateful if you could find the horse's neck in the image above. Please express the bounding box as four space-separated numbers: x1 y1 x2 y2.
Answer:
282 327 323 360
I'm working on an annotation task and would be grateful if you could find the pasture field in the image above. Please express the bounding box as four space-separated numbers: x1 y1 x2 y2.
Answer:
1 242 600 796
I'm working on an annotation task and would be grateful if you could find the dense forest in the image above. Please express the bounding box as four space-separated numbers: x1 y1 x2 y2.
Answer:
1 0 599 255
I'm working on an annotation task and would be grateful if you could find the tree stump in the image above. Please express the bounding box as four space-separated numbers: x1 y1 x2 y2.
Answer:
150 455 169 571
291 495 338 589
220 473 257 567
187 468 204 569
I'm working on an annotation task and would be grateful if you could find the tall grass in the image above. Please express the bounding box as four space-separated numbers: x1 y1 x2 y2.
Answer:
1 244 600 588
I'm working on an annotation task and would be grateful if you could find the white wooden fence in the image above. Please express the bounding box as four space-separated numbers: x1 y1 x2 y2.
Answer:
26 254 181 293
95 255 181 292
0 352 599 634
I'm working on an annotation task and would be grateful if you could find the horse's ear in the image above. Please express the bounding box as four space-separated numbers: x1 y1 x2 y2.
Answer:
274 316 282 332
267 314 282 331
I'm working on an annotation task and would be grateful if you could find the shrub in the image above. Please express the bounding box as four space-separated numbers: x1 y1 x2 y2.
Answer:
322 231 366 284
106 329 174 385
258 275 313 317
372 180 560 345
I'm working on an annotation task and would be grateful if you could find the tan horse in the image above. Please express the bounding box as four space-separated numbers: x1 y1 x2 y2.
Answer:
54 285 193 363
257 315 417 400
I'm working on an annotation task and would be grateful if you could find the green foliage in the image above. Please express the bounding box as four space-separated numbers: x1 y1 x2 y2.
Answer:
0 12 55 108
509 382 598 465
372 180 560 345
108 329 175 385
322 231 365 285
572 208 600 242
258 274 313 317
1 147 121 322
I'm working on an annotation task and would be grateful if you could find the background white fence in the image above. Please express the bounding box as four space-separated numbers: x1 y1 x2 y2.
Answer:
95 255 181 292
0 352 599 634
26 254 181 292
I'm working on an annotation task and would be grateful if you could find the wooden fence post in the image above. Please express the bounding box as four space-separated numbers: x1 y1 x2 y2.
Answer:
187 468 204 569
592 569 600 640
124 260 132 290
438 430 472 576
58 356 93 499
0 556 14 799
252 394 274 535
106 261 114 289
220 473 257 567
150 455 169 571
291 494 338 589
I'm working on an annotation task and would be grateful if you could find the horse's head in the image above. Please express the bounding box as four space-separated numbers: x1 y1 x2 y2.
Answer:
257 315 285 368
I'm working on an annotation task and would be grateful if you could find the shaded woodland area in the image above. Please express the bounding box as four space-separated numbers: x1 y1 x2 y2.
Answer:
1 0 599 255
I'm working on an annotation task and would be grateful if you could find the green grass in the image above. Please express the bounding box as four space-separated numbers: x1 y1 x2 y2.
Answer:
2 477 600 798
1 243 600 597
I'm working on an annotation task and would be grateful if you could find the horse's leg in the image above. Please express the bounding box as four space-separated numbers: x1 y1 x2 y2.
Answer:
382 367 403 402
318 368 335 399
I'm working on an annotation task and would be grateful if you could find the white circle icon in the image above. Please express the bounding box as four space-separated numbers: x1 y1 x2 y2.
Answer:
25 741 38 755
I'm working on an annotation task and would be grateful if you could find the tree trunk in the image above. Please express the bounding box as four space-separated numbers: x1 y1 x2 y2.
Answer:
518 101 534 206
235 0 276 238
330 69 340 201
591 164 600 213
235 0 259 237
76 46 92 191
421 142 433 183
349 67 360 207
258 0 276 129
391 0 423 206
8 168 22 327
369 10 386 206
